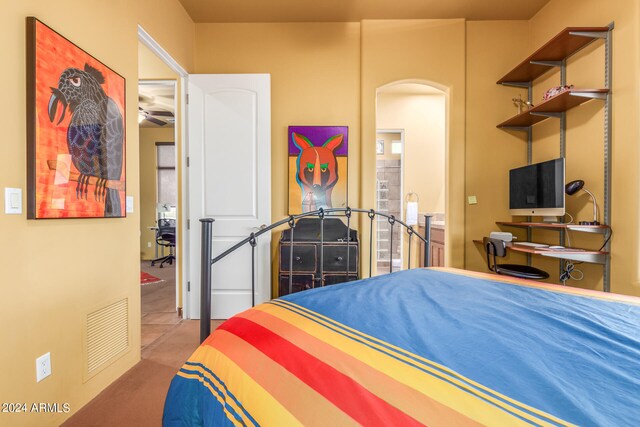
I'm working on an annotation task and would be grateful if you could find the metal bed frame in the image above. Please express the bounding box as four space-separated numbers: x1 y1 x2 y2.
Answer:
199 207 433 342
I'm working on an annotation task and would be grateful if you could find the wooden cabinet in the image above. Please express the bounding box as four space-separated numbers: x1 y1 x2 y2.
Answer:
420 226 444 268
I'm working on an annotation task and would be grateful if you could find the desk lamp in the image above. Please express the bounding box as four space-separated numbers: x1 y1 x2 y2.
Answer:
156 202 171 220
565 180 599 225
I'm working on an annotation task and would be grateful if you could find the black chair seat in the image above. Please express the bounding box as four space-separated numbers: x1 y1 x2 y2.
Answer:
495 263 550 280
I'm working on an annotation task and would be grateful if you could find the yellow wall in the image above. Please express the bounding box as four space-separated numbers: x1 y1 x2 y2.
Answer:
139 40 181 80
137 0 195 73
464 20 532 275
377 92 446 215
194 23 362 294
0 2 194 426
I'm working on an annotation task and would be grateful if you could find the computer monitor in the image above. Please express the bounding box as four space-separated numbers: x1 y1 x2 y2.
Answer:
509 158 565 218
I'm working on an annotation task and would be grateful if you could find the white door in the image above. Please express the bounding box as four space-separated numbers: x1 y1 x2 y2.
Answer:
187 74 271 319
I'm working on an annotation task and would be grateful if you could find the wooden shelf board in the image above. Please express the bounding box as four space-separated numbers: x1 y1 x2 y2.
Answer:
497 27 610 84
473 239 608 264
497 221 610 231
497 89 609 129
497 112 548 129
508 243 606 256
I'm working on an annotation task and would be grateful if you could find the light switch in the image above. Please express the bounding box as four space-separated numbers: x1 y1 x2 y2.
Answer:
126 196 134 213
468 195 478 205
10 193 20 208
5 188 22 214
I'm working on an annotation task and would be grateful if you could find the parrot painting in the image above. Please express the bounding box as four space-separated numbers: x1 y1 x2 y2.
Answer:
47 63 124 217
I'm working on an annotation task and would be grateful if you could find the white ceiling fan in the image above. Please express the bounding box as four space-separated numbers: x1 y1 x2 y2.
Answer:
138 83 175 127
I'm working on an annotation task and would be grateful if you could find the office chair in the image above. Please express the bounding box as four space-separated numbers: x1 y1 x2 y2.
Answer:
151 219 176 268
483 237 549 280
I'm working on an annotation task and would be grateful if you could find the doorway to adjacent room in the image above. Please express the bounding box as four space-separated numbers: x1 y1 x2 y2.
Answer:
375 81 447 271
138 44 180 350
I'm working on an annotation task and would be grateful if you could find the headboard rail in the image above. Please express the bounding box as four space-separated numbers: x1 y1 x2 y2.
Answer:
199 207 433 342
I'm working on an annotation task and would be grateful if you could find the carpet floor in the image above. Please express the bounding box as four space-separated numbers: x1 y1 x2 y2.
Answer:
62 261 223 426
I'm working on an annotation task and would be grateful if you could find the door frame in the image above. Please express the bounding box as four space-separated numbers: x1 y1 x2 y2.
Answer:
375 129 405 273
138 25 190 318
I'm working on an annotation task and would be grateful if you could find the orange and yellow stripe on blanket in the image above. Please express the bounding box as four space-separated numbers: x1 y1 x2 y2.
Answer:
181 299 573 427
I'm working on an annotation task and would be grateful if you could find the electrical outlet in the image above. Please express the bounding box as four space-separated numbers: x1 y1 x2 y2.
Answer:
147 242 152 248
36 352 51 382
468 195 478 205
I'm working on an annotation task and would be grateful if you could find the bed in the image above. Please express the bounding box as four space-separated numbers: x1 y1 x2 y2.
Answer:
163 267 640 426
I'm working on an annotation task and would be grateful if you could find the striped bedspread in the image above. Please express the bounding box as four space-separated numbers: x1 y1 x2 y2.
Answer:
163 268 640 426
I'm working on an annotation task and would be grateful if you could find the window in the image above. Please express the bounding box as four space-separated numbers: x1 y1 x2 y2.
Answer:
391 140 402 154
156 143 176 219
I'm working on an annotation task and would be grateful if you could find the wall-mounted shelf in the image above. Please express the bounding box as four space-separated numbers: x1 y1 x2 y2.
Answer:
497 89 609 129
497 27 610 85
474 239 608 265
508 243 607 265
492 221 611 265
490 24 613 290
496 221 610 234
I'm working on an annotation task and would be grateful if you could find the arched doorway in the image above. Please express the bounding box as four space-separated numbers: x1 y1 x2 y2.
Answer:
375 81 447 272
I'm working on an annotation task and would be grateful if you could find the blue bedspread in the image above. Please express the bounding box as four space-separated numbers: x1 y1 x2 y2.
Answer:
165 268 640 426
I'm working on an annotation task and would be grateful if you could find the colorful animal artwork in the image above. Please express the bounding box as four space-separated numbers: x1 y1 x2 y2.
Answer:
27 18 126 219
288 126 348 214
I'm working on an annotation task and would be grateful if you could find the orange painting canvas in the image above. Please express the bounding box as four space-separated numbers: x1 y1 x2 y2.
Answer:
27 17 126 219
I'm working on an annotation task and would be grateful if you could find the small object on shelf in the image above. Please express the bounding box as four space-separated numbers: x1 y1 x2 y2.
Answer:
497 89 609 129
489 231 513 242
512 94 534 114
514 242 549 248
543 85 574 101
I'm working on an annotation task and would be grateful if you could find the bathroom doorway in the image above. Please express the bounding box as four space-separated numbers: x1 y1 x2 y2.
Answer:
376 81 446 270
375 129 404 273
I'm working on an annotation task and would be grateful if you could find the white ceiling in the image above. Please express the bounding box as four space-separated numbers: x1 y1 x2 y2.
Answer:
178 0 551 23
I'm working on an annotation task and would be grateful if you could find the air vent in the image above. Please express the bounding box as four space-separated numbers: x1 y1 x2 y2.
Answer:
84 298 129 380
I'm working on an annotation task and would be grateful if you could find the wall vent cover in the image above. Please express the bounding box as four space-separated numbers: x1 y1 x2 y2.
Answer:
84 298 129 380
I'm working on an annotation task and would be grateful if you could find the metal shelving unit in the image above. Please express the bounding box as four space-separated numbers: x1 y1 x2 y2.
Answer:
495 25 614 291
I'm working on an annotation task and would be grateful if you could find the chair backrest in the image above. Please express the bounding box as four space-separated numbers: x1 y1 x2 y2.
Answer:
483 237 507 257
157 219 176 246
483 237 507 272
